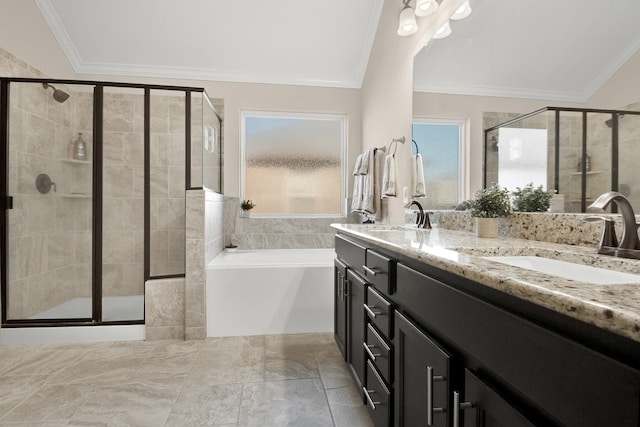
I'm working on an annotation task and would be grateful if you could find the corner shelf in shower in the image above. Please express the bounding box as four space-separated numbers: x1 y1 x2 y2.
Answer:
62 159 91 165
569 170 602 176
60 193 91 199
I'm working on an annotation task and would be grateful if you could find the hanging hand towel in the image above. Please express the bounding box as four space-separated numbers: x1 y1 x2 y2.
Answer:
381 154 396 197
412 154 426 197
352 154 363 176
358 148 372 175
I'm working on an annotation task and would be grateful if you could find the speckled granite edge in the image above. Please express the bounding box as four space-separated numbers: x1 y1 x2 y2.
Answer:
332 224 640 343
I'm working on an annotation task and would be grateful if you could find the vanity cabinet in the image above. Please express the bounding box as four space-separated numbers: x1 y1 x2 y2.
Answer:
347 269 367 391
334 232 640 427
394 311 452 427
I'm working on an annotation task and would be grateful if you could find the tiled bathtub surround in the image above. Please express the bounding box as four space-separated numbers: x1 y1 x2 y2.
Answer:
223 197 343 250
144 278 185 340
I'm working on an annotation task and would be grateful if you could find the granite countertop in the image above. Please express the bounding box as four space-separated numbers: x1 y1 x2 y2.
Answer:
331 223 640 343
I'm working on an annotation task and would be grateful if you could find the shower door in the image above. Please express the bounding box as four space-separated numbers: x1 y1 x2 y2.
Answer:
4 81 94 322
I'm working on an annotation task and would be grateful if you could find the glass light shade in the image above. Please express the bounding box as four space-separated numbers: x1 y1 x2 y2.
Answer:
450 0 472 20
415 0 438 17
432 21 451 39
397 5 418 36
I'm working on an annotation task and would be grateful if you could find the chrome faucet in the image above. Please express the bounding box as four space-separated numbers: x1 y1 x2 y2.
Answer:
587 191 640 259
409 201 432 229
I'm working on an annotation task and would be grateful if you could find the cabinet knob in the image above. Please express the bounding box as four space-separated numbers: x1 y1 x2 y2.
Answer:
363 342 381 360
453 390 474 427
427 366 446 425
364 304 382 318
363 265 383 277
363 387 381 411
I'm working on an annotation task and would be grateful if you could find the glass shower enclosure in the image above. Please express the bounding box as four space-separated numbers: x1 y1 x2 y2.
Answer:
0 78 222 327
484 107 640 213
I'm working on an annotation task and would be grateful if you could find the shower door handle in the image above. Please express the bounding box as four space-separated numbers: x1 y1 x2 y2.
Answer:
3 196 12 210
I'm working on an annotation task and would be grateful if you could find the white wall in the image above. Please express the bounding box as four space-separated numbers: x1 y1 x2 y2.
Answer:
361 0 466 222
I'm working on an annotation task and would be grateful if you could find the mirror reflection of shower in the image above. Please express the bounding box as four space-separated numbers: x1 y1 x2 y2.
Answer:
42 82 70 103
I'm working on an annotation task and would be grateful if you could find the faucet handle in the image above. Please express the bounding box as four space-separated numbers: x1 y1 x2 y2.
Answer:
584 215 618 248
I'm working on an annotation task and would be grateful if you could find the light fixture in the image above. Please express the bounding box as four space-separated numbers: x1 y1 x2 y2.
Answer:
450 0 472 20
415 0 438 17
397 0 418 37
432 20 451 39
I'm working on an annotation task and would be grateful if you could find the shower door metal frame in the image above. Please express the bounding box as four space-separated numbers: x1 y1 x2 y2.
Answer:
483 106 640 213
0 77 209 327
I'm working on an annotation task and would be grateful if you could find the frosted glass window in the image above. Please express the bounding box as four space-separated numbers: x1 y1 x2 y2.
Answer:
242 112 345 216
412 120 465 209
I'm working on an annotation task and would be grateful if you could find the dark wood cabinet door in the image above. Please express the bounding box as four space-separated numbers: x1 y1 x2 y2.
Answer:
461 370 535 427
395 311 452 427
347 269 367 391
334 259 347 360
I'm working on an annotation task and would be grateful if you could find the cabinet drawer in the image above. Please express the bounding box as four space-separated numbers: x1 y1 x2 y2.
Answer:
365 323 392 385
365 286 393 340
335 234 366 277
365 359 391 427
364 249 394 294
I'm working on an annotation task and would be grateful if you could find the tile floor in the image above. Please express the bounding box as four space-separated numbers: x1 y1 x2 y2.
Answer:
0 333 373 426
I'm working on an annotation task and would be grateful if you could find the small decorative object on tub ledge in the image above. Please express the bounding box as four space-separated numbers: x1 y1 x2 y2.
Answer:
225 244 238 253
240 199 256 218
467 184 510 238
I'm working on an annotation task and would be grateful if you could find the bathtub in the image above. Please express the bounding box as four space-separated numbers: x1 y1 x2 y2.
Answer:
206 249 335 337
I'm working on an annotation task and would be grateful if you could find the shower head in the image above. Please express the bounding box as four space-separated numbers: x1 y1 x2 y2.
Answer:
42 82 70 103
605 113 624 128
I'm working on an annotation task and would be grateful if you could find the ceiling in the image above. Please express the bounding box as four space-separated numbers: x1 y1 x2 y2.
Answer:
413 0 640 102
35 0 384 88
36 0 640 102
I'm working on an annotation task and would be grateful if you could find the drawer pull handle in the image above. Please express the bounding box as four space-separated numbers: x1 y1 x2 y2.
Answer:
363 265 383 277
427 366 446 425
363 342 381 360
364 304 382 318
363 387 381 410
453 390 474 427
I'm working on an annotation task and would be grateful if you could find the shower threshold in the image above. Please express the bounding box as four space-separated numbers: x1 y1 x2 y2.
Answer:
29 295 144 321
0 295 145 345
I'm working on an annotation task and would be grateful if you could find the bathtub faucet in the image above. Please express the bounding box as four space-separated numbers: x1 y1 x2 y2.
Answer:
587 191 640 259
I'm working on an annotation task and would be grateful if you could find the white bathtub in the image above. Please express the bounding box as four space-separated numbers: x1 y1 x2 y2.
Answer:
206 249 335 337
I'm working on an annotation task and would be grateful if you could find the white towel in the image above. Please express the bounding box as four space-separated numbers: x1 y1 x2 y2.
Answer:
358 148 373 175
359 148 377 213
381 154 396 198
352 154 363 175
412 154 426 197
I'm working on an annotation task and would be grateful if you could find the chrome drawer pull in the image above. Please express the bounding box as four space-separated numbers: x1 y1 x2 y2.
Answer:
453 390 474 427
364 304 382 318
363 342 381 361
427 366 446 425
363 387 381 410
363 265 383 277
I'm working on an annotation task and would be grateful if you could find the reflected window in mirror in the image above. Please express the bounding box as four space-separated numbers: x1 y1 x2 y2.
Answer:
412 119 466 210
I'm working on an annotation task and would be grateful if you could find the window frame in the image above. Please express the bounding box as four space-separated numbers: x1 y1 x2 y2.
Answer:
412 117 468 207
240 110 348 218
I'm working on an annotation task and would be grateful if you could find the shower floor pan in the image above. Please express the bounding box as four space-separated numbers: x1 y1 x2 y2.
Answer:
29 295 144 321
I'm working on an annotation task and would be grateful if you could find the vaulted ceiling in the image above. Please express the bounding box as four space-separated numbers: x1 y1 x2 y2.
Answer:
36 0 640 102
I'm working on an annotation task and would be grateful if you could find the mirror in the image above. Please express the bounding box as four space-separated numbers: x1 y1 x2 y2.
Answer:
412 0 640 210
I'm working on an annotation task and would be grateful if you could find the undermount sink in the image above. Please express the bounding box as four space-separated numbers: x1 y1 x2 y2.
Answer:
484 256 640 285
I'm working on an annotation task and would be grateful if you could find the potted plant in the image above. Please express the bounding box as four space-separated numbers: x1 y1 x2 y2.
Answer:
467 184 510 238
240 199 256 217
512 183 555 212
